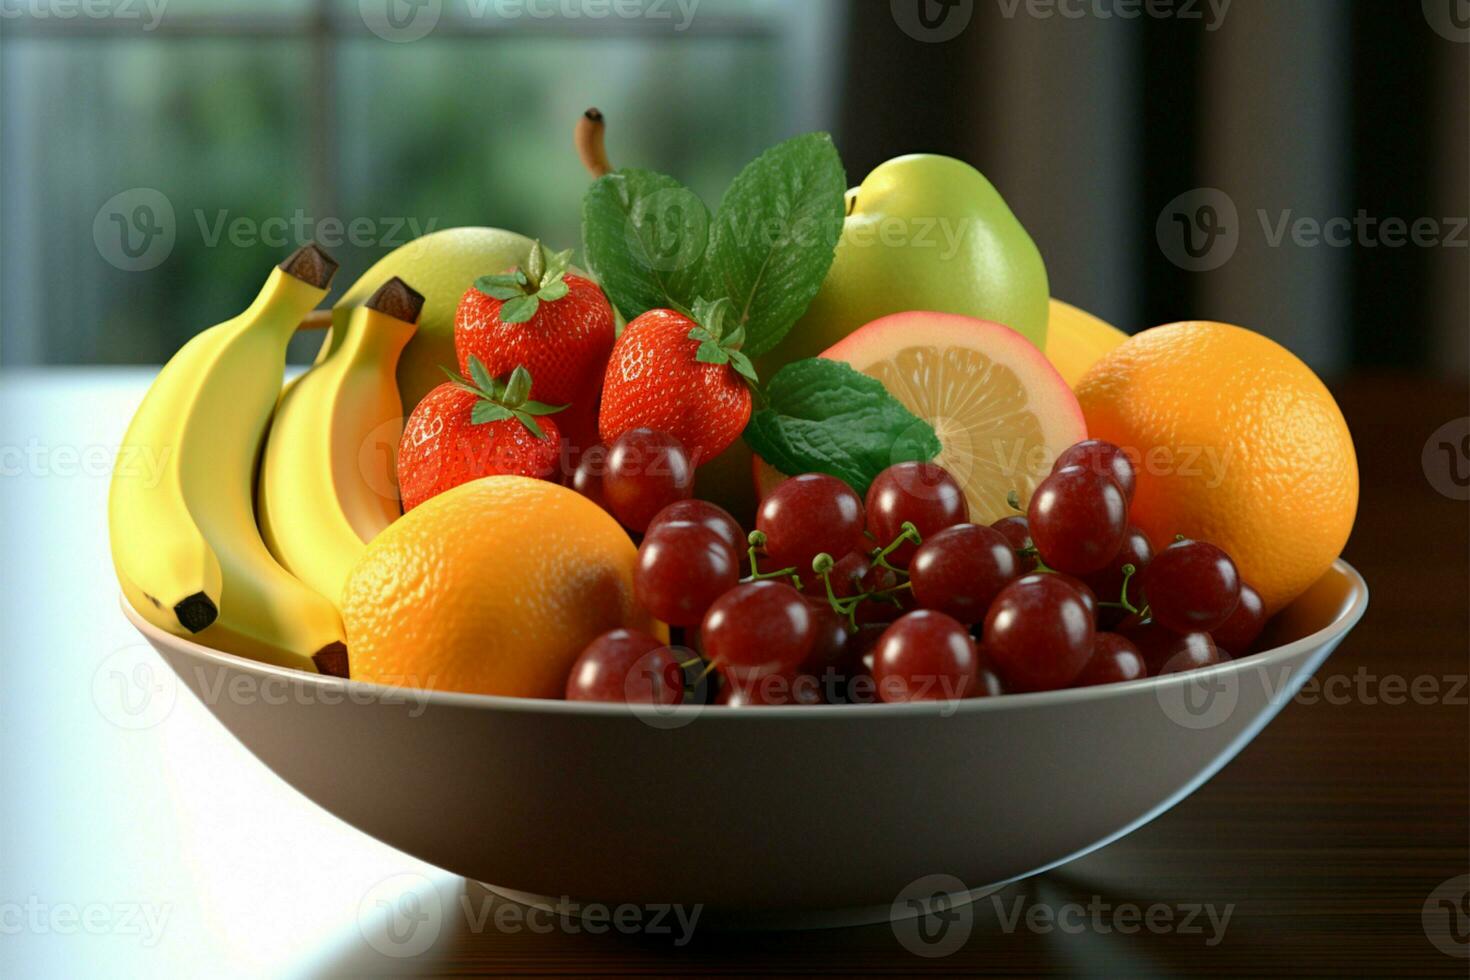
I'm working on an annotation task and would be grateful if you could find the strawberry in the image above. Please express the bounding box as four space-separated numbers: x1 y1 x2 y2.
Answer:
398 360 564 512
455 242 615 459
598 299 756 465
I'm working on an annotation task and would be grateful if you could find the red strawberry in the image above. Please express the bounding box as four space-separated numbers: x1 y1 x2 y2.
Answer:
455 242 614 459
398 361 564 512
598 300 755 464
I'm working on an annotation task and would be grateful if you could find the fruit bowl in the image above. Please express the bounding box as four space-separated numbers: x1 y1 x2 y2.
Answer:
122 559 1367 930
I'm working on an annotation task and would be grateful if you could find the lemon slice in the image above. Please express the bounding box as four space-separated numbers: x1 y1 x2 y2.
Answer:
822 312 1086 523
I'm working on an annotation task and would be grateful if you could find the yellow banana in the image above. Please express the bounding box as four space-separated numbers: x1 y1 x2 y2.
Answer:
110 244 348 673
258 278 423 607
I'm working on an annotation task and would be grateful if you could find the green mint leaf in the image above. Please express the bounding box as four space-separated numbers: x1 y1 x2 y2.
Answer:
694 341 731 365
582 169 710 320
466 355 494 393
513 411 547 440
742 358 941 496
537 279 570 303
503 365 533 406
471 402 515 425
474 274 526 300
498 294 540 324
699 133 845 358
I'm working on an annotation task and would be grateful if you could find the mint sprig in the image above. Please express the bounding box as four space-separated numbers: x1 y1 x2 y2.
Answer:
473 241 575 325
579 133 845 359
445 356 566 440
742 358 941 496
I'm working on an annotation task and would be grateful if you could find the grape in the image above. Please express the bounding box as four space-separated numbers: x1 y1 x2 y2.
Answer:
635 524 739 626
972 645 1006 697
909 524 1017 625
571 444 608 508
1053 440 1137 503
989 515 1038 574
864 461 969 566
646 499 744 558
801 597 855 674
983 574 1095 691
1083 524 1153 606
1050 573 1098 622
1139 539 1241 633
1026 467 1128 575
1210 582 1266 654
566 629 684 704
1156 635 1223 675
602 428 694 532
756 473 865 575
871 610 979 703
701 580 815 681
1121 618 1219 675
826 549 884 597
720 673 824 706
1073 633 1146 687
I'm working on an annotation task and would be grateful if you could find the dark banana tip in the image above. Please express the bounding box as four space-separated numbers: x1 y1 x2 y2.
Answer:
313 643 350 679
174 592 219 634
280 242 339 289
366 277 426 324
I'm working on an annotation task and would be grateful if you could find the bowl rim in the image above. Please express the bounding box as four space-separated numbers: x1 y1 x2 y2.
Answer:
122 559 1368 721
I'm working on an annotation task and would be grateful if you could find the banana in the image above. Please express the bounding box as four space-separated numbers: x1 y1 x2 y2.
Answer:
258 278 423 607
110 244 348 673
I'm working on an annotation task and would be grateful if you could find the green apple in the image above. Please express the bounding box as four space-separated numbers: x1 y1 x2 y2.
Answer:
766 154 1049 370
318 227 540 414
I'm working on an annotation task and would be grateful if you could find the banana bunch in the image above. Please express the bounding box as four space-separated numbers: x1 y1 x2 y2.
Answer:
110 244 350 674
257 278 422 607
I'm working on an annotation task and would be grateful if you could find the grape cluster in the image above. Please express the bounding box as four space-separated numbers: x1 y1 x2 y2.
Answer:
565 436 1269 707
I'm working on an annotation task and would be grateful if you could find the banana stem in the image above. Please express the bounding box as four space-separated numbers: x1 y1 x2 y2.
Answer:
575 108 613 178
299 309 333 331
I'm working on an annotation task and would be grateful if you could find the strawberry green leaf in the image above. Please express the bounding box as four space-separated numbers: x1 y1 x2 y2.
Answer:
728 350 759 384
699 133 845 358
539 280 570 303
520 400 568 416
513 411 548 440
498 294 540 324
471 402 515 425
742 358 940 496
474 273 527 300
694 341 730 365
503 365 533 406
466 355 495 393
582 168 710 321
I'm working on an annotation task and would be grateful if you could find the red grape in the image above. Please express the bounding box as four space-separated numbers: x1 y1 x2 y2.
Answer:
1084 524 1153 606
1156 634 1223 674
646 499 744 558
983 574 1095 691
972 646 1006 697
566 630 683 704
990 515 1038 574
872 610 978 703
1210 582 1266 654
1027 466 1127 575
635 524 739 626
864 461 968 566
701 580 815 681
757 473 865 575
1052 439 1137 503
1073 633 1146 686
602 428 694 532
1049 572 1098 622
571 444 608 508
1121 618 1219 675
1140 539 1241 633
801 597 855 674
909 524 1017 625
720 673 824 706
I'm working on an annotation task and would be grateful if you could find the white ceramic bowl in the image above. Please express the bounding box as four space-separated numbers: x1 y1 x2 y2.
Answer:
124 560 1367 929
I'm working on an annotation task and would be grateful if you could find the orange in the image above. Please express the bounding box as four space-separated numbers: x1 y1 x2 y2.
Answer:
1076 322 1357 614
341 475 662 697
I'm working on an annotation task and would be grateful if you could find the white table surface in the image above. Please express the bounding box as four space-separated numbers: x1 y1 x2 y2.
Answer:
0 368 454 979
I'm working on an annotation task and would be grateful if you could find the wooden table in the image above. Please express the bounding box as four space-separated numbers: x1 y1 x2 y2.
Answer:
2 373 1464 978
